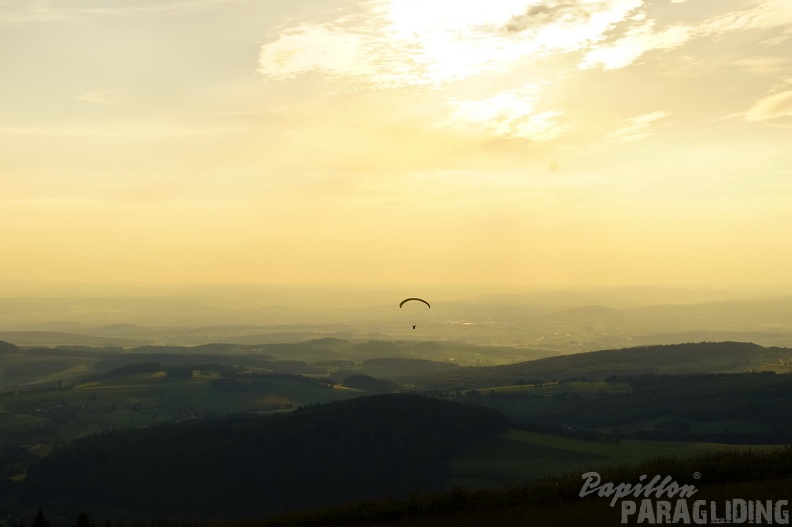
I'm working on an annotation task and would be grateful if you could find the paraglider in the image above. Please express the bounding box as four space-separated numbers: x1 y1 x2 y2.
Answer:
399 298 430 329
399 298 431 309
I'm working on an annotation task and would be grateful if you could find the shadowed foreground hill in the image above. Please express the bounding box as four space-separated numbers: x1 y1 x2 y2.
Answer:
248 447 792 527
401 342 791 390
14 394 509 519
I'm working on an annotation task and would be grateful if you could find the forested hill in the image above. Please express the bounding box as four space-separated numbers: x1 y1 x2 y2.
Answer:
400 341 792 390
0 340 22 354
14 394 509 519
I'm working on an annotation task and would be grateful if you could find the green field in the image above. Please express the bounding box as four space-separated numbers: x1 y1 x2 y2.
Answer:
448 429 781 488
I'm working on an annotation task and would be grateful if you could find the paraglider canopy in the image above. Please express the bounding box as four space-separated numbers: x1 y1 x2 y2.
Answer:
399 297 430 309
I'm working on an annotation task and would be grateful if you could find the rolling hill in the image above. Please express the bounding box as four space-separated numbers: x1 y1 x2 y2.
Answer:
399 341 792 390
13 394 509 519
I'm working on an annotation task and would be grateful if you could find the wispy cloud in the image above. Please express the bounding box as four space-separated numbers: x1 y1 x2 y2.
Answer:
257 25 373 82
0 0 246 23
256 0 792 142
604 111 669 141
579 0 792 71
579 20 693 70
744 88 792 121
442 86 565 141
733 56 792 75
701 0 792 36
82 0 248 17
258 0 641 140
259 0 644 88
75 90 132 105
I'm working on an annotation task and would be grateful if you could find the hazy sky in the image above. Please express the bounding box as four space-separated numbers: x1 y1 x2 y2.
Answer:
2 0 791 290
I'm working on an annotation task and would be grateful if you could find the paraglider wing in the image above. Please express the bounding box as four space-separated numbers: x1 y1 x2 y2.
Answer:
399 297 430 309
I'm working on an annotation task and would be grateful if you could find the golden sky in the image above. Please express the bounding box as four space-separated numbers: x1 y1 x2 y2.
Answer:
2 0 791 289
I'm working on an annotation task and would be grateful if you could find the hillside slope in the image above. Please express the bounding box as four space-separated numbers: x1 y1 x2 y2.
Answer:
14 394 509 519
400 342 791 390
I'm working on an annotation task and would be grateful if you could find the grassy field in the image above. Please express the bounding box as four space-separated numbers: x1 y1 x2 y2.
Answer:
448 429 782 487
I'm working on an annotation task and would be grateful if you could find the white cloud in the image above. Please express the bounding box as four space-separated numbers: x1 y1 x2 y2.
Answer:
701 0 792 36
256 0 792 141
258 25 371 81
604 111 669 141
257 0 643 141
579 20 694 70
579 0 792 71
442 86 565 141
744 89 792 121
259 0 645 88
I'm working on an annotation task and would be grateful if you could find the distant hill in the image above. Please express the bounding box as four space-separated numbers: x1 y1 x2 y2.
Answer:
623 297 792 329
400 342 792 390
15 394 509 518
93 353 321 375
542 305 625 324
631 331 792 348
0 340 21 354
0 331 152 348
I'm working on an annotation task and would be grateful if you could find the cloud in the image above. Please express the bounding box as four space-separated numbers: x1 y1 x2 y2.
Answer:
503 2 603 33
256 0 792 142
744 89 792 121
258 25 371 81
257 0 643 141
579 0 792 71
604 111 669 141
701 0 792 36
442 86 566 141
0 0 246 23
733 56 792 75
259 0 644 88
579 20 694 70
75 90 132 105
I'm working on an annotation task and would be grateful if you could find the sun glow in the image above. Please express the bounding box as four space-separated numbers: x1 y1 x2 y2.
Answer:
3 0 792 288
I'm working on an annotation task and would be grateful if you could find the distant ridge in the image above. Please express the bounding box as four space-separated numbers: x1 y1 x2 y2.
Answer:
400 341 791 390
0 331 152 347
631 331 792 348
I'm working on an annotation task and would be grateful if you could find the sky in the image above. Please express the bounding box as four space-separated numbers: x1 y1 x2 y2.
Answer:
2 0 791 290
